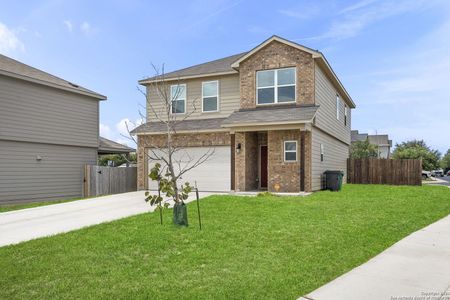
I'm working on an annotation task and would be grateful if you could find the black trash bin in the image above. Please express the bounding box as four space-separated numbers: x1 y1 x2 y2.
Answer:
324 170 344 191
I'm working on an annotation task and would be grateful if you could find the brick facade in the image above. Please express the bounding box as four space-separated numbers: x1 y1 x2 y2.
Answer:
137 132 231 190
239 40 315 109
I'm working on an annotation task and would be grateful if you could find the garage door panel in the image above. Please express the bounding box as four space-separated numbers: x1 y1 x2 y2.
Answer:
148 146 230 192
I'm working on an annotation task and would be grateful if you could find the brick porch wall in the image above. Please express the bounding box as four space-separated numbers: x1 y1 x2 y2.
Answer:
267 130 312 193
239 40 315 109
234 132 258 191
136 132 231 190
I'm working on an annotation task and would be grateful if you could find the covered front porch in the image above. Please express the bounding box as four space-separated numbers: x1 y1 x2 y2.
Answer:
230 125 312 193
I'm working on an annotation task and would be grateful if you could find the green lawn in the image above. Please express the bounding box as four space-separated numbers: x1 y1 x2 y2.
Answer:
1 185 449 299
0 196 97 213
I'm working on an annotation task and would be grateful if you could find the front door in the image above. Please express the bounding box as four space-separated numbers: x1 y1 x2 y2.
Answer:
260 145 268 189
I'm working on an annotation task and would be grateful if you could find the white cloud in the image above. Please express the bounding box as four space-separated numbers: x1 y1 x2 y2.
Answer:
278 4 320 20
116 118 144 138
80 21 98 37
63 20 73 32
353 18 450 153
99 123 113 139
0 22 25 54
307 0 441 41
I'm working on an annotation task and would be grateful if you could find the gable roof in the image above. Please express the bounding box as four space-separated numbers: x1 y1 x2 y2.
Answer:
0 54 106 100
98 137 135 154
138 35 355 108
351 130 368 142
138 52 246 84
231 35 355 108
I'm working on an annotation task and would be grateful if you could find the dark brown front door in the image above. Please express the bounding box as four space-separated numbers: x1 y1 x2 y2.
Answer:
260 146 268 189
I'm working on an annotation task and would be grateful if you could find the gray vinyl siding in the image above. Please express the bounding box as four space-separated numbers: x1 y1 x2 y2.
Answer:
314 63 351 145
146 74 240 121
0 75 99 148
0 140 97 204
311 126 349 191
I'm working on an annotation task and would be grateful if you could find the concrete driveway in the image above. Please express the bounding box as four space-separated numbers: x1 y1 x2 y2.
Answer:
0 191 215 247
300 214 450 300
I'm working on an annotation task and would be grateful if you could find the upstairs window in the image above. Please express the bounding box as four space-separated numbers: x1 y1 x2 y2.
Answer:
202 81 219 112
320 144 324 162
257 67 296 104
344 105 348 126
284 141 297 162
336 94 340 120
170 84 186 114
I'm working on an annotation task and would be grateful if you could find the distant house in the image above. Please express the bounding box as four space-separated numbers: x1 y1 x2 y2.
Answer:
351 130 392 159
0 54 106 204
98 137 135 156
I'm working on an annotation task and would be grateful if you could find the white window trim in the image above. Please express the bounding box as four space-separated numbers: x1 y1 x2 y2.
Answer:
336 94 340 120
170 84 187 115
201 80 219 113
284 140 298 162
256 67 296 105
320 143 324 162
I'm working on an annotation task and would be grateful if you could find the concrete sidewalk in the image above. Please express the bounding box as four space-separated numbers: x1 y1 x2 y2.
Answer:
300 215 450 300
0 191 214 247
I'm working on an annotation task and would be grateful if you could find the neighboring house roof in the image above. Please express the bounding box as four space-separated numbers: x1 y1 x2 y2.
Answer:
131 118 228 134
351 130 368 142
368 135 390 146
221 105 318 128
138 52 246 84
98 137 135 154
139 35 355 108
0 54 106 100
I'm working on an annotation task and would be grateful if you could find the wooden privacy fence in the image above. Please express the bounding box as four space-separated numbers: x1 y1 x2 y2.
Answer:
347 158 422 186
83 165 137 197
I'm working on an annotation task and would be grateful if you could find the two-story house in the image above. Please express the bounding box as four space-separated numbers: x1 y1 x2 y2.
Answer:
132 36 356 193
0 54 106 204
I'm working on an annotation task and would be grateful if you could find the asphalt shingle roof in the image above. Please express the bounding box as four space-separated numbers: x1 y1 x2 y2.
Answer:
0 54 106 99
221 105 319 127
98 137 135 154
139 52 247 82
131 118 227 134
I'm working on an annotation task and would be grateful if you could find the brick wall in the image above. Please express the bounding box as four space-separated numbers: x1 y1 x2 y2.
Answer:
267 130 312 193
234 132 258 191
239 40 315 109
137 132 231 190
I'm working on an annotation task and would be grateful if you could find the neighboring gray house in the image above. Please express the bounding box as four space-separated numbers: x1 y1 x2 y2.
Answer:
351 130 392 158
0 54 106 204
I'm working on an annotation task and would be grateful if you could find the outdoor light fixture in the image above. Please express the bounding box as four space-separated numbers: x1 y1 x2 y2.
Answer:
36 155 42 161
236 143 241 154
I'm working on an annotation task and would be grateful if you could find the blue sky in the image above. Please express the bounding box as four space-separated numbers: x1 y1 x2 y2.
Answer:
1 0 449 153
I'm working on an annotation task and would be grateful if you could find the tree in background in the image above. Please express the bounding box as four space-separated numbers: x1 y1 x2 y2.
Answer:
98 153 136 167
350 140 379 158
392 140 441 171
440 149 450 171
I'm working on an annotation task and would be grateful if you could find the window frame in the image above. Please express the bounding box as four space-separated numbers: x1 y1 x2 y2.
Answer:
256 67 296 105
201 80 219 113
170 83 187 115
284 140 298 162
336 94 340 120
320 143 324 162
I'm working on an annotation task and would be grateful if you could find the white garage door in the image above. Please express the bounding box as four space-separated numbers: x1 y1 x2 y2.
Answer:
147 146 231 192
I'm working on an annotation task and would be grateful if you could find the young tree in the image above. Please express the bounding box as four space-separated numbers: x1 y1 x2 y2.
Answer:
392 140 441 171
350 140 379 158
127 65 215 226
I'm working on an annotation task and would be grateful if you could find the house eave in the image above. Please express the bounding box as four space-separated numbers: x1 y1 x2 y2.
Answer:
0 69 107 100
138 70 238 85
